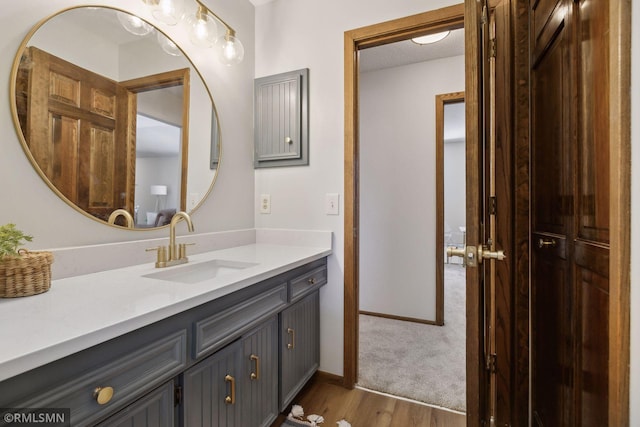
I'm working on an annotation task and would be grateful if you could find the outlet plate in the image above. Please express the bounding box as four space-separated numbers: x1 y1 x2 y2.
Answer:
260 194 271 214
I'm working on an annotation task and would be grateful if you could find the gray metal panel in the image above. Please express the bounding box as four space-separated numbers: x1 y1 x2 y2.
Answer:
254 69 309 168
96 381 174 427
10 330 187 427
194 283 287 359
241 316 278 427
289 265 327 303
183 340 242 427
279 291 320 411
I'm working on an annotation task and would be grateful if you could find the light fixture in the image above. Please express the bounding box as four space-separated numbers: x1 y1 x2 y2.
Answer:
150 185 168 212
186 5 217 47
142 0 244 65
215 31 244 66
157 32 182 56
145 0 185 26
117 11 154 36
411 31 450 45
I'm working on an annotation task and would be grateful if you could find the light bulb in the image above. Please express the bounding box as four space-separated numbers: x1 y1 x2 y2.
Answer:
117 11 153 36
157 32 182 56
215 33 244 66
186 7 217 48
150 0 184 26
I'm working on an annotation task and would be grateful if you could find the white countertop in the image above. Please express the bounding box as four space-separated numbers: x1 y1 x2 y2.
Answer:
0 243 331 382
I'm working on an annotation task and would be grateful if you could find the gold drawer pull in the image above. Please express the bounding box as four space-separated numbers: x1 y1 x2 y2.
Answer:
93 386 114 405
287 328 295 349
250 354 260 380
537 238 557 249
308 277 317 285
224 374 236 404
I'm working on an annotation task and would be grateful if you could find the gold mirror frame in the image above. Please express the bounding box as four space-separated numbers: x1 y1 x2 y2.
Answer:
9 5 222 230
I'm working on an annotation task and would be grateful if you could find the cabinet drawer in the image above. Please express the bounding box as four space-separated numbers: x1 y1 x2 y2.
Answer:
194 282 287 359
290 265 327 302
14 330 187 427
96 380 174 427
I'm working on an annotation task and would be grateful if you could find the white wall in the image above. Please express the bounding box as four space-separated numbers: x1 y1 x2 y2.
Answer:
630 0 639 423
254 0 461 375
0 0 255 248
358 55 464 320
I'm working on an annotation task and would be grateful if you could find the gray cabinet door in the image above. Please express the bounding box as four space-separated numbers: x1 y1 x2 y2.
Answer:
183 341 242 427
97 381 174 427
241 316 278 427
279 291 320 411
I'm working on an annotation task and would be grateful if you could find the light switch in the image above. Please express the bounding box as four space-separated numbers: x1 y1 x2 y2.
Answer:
325 193 340 215
260 194 271 214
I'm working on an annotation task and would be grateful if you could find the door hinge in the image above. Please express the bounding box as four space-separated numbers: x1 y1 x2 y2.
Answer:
489 38 497 59
486 353 497 373
174 385 183 406
489 196 497 215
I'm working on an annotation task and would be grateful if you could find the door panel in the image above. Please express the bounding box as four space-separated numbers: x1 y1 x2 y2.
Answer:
530 0 611 425
21 46 133 222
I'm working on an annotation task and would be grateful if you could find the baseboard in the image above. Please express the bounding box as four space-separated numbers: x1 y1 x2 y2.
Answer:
313 370 345 387
359 310 440 326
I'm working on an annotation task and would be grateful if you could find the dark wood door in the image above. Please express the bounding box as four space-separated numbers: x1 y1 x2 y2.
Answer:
19 46 135 222
530 0 610 425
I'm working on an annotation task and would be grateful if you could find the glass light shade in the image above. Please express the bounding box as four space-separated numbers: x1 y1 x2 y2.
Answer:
150 0 184 26
411 31 450 45
157 32 182 56
186 11 217 48
117 11 153 36
215 34 244 66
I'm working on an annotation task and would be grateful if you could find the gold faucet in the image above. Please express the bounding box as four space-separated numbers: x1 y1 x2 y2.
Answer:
169 211 194 261
107 209 134 228
147 211 195 268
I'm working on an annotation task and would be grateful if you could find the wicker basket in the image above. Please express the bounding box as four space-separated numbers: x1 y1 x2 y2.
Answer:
0 250 54 298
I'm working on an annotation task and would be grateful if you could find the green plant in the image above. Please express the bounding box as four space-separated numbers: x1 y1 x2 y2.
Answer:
0 223 33 259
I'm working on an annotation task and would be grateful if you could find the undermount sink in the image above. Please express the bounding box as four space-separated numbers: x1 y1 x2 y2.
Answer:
143 259 259 284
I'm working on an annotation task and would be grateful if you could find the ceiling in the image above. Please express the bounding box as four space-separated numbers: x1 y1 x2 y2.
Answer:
359 28 464 73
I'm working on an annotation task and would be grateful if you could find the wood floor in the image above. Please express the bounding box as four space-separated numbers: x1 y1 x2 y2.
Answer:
270 374 466 427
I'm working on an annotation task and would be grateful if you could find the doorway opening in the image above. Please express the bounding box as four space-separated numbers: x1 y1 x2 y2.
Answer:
356 31 467 410
344 3 473 418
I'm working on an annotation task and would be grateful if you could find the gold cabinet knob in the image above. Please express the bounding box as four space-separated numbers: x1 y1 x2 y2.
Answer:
308 277 317 285
93 386 114 405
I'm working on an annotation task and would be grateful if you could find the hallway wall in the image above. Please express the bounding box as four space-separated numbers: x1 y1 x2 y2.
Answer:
359 55 465 320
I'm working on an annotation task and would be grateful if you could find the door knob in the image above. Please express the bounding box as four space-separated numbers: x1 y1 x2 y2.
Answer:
446 245 506 267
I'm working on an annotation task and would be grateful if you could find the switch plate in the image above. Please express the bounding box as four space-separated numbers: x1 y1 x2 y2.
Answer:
325 193 340 215
260 194 271 214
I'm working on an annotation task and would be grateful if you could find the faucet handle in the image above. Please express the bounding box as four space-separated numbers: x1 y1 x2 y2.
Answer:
178 243 196 260
146 245 168 266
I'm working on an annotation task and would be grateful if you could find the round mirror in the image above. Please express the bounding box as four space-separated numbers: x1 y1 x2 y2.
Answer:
10 6 220 229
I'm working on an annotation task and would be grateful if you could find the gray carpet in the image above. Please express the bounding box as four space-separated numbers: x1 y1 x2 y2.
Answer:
358 264 466 412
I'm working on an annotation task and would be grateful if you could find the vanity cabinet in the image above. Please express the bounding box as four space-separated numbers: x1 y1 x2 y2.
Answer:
184 316 278 427
0 258 326 427
279 292 320 411
96 381 175 427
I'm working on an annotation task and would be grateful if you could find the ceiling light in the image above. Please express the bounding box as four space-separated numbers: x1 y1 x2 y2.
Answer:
142 0 244 65
117 11 154 36
411 31 450 45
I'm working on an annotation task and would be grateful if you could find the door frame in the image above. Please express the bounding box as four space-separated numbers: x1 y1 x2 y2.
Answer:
342 0 477 418
436 91 465 326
